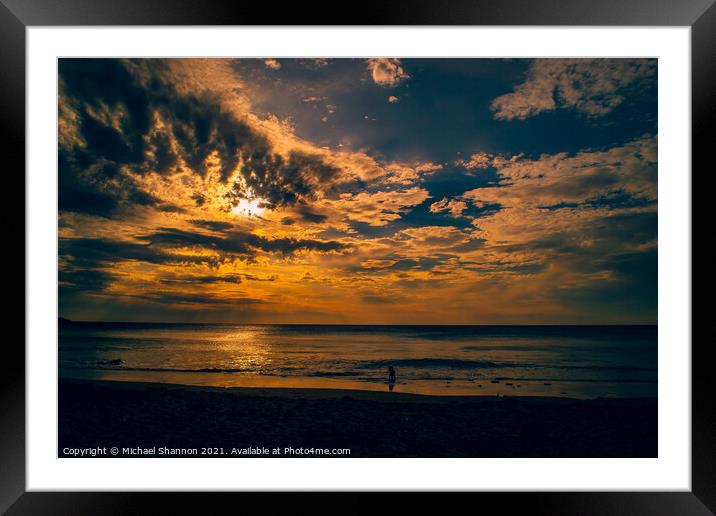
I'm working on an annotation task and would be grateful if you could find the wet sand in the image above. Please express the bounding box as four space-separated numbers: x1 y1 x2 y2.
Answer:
60 367 657 398
59 379 657 458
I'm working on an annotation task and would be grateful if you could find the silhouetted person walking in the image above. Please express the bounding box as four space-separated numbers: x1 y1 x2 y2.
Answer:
388 366 396 383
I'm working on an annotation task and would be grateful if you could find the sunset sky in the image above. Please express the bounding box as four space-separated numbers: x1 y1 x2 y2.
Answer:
58 58 657 324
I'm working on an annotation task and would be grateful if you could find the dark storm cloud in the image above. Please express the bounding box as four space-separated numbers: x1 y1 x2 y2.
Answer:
59 59 342 217
464 262 548 275
161 275 243 285
189 219 234 232
138 228 350 256
59 268 117 292
156 203 187 213
539 191 656 212
59 227 346 297
298 209 328 223
59 229 349 289
225 151 341 209
120 291 268 306
192 192 207 206
160 273 276 285
58 263 121 308
60 237 188 266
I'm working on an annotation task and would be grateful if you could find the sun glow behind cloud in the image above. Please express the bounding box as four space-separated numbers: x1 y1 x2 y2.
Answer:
231 198 267 217
57 57 658 324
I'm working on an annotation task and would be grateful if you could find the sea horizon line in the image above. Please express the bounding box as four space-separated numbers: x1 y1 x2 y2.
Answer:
58 317 657 328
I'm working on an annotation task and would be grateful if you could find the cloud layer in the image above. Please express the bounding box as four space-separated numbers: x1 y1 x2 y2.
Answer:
58 58 657 324
491 59 656 120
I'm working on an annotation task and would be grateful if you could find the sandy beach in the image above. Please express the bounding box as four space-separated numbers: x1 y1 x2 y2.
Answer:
59 379 657 458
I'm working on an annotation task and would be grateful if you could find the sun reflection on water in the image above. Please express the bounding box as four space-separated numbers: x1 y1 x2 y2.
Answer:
208 327 274 372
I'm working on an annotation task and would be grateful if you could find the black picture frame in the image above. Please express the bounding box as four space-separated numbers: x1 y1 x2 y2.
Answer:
3 0 709 513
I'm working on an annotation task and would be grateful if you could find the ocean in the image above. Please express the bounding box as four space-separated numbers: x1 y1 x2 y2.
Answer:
58 323 657 398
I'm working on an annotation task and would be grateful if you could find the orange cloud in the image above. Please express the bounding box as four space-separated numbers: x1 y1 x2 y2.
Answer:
58 58 656 325
365 58 410 87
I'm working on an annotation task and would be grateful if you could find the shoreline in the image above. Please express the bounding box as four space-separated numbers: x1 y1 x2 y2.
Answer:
59 367 657 399
59 377 654 403
59 378 657 458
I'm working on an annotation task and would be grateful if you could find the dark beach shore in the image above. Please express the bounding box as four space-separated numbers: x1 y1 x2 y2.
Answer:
59 379 657 458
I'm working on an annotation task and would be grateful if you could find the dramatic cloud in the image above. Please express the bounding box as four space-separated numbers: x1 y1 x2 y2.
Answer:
58 59 344 219
455 137 657 305
462 136 657 216
139 228 350 257
58 58 657 324
491 59 656 120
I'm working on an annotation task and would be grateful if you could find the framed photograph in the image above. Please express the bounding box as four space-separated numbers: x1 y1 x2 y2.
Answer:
5 0 710 512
